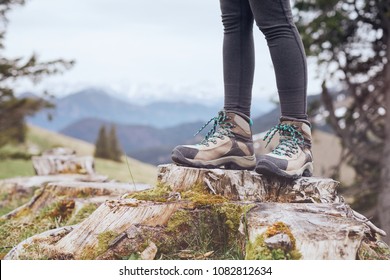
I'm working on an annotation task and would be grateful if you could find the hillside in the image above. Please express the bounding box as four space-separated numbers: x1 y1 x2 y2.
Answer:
0 125 157 184
59 118 204 159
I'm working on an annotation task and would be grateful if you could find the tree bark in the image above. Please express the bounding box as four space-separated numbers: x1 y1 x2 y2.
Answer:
378 31 390 244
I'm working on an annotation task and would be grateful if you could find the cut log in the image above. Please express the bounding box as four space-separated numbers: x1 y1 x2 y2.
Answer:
32 155 95 175
158 164 341 203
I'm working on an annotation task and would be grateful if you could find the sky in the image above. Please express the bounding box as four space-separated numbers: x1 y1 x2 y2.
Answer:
4 0 324 104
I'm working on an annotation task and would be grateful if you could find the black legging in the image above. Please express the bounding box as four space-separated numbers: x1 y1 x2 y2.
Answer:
220 0 308 120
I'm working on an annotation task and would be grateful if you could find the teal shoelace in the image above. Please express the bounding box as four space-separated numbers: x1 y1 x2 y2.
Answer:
194 111 235 146
263 124 305 157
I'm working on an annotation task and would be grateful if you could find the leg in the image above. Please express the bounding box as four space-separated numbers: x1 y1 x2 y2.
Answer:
249 0 313 178
220 0 255 118
248 0 308 120
171 0 257 170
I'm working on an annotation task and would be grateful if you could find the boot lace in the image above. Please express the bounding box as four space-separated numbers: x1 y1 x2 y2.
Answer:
263 124 305 157
194 111 235 146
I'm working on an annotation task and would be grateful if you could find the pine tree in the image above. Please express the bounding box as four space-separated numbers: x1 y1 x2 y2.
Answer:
0 0 73 147
108 125 122 162
94 125 110 159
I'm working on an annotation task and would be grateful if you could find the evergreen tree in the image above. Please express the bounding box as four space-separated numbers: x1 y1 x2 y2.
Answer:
108 125 122 162
0 0 73 147
94 125 110 159
94 125 123 162
294 0 390 241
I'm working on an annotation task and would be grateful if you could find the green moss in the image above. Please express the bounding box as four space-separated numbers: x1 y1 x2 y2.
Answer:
97 231 118 255
157 202 254 260
66 203 98 226
37 199 75 224
128 183 172 202
0 198 79 258
80 230 119 260
0 219 53 259
245 222 302 260
0 186 39 217
358 239 390 260
181 184 227 206
166 210 192 233
129 182 228 207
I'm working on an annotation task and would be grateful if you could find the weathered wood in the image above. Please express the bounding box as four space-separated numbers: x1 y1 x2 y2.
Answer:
32 155 95 175
158 164 341 203
3 164 389 260
245 203 369 260
1 180 151 221
53 199 183 258
0 174 108 215
5 226 77 260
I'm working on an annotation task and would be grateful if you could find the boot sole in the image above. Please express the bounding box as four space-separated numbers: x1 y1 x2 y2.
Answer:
172 148 256 170
255 160 314 180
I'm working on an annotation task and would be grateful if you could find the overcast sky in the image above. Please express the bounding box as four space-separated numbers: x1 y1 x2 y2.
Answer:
4 0 323 103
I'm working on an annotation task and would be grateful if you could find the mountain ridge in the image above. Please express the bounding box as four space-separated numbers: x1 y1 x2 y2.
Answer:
27 88 274 131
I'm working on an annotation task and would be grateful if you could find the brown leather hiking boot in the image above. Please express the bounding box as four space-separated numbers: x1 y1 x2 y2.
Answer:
255 117 314 179
171 110 256 170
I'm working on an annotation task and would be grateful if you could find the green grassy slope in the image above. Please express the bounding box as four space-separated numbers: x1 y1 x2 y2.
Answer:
0 125 157 184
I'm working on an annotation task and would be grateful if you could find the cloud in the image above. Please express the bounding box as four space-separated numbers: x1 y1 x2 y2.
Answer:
4 0 321 99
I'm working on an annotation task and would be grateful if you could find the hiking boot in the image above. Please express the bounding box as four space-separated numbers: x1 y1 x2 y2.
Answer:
171 110 256 170
255 117 314 179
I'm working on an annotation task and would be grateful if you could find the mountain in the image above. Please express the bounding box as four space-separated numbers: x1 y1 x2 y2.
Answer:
252 93 334 133
27 88 274 131
60 117 205 155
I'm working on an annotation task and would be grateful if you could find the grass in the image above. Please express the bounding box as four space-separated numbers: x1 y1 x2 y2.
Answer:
26 125 94 156
0 125 157 184
0 159 35 180
95 157 156 185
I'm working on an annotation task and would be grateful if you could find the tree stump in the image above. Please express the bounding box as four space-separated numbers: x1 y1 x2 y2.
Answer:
0 174 108 217
3 164 389 260
0 179 152 259
158 164 341 203
32 155 95 175
246 203 369 259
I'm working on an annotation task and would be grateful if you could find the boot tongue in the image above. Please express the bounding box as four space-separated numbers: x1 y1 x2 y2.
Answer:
225 111 252 138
